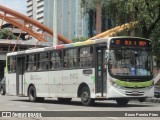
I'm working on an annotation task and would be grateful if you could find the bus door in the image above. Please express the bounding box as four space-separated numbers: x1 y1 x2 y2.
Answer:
95 47 107 97
16 56 25 96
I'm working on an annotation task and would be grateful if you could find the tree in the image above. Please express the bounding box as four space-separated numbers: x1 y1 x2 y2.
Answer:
82 0 160 38
104 0 160 67
82 0 160 67
0 29 17 39
72 37 88 43
81 0 103 35
105 0 160 38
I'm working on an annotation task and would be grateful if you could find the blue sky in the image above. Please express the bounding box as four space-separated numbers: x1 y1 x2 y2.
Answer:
0 0 27 14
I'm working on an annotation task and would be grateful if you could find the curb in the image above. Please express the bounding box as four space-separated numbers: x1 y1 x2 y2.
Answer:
145 98 160 103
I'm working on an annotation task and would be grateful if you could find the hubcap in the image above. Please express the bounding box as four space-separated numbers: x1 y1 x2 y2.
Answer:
82 91 89 102
30 89 34 99
0 88 3 94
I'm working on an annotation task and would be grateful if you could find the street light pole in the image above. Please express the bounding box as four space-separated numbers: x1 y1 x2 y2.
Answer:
53 0 58 46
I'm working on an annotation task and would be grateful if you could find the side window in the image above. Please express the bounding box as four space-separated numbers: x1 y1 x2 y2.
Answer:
26 54 36 71
79 47 93 67
8 56 16 73
64 49 77 68
50 50 61 70
37 52 49 71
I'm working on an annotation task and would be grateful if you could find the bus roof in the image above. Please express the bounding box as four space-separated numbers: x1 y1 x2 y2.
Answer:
6 36 150 56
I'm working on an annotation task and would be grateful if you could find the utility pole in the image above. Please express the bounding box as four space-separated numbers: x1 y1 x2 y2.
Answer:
53 0 58 46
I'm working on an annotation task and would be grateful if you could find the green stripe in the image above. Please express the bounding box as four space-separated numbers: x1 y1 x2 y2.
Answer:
24 79 28 85
73 42 84 46
115 80 153 88
91 76 95 83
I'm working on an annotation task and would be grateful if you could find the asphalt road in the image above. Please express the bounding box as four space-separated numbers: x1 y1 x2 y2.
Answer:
0 95 160 120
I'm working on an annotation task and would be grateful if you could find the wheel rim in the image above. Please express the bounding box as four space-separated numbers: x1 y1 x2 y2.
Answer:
0 88 3 94
82 91 89 102
30 88 35 99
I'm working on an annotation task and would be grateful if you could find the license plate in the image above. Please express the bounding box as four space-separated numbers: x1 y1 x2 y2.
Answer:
132 91 139 95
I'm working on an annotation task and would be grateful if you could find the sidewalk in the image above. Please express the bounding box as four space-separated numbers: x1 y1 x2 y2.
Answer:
145 98 160 103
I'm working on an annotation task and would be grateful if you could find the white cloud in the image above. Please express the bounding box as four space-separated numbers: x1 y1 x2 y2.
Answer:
0 0 27 14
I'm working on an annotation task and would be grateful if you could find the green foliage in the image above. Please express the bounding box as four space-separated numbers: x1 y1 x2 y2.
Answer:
105 0 160 38
81 0 160 67
0 29 17 39
72 37 88 43
81 0 102 13
81 0 160 38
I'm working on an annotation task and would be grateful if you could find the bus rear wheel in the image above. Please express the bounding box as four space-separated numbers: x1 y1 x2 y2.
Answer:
28 86 44 102
29 86 37 102
58 98 72 104
0 87 5 95
116 98 129 106
80 86 94 106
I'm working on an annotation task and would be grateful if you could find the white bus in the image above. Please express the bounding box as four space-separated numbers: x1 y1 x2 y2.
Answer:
6 37 154 106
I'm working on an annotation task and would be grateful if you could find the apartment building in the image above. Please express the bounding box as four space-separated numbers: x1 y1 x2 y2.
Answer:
44 0 88 41
26 0 88 42
27 0 44 32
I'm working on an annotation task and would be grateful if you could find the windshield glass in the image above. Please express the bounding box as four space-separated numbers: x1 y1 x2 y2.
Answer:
109 49 152 77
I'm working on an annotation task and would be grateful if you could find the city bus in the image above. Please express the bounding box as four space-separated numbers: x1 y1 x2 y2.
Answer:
5 36 154 106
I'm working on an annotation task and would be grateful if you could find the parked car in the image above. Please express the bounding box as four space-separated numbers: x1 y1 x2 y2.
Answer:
0 77 6 95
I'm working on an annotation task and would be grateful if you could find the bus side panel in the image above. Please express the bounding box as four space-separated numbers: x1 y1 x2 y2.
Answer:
7 73 17 95
25 72 49 97
48 71 63 97
62 69 96 98
62 69 78 98
77 68 96 98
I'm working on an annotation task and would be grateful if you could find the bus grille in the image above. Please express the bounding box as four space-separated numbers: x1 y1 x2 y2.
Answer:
125 91 144 96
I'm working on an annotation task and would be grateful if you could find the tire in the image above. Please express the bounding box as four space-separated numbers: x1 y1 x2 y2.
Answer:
139 98 145 102
80 86 95 106
28 86 37 102
116 99 129 106
37 97 45 102
58 98 72 104
0 87 5 95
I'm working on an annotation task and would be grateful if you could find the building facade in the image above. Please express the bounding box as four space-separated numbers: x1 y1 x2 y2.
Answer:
27 0 88 42
27 0 44 32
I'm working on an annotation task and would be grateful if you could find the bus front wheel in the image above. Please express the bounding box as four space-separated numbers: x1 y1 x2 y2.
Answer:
80 86 94 106
116 99 129 106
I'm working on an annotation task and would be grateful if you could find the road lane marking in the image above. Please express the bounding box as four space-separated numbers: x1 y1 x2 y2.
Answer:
6 104 14 106
36 108 46 110
19 105 28 108
108 117 118 120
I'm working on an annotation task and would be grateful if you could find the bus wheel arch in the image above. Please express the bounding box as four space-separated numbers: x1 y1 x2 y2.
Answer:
77 83 95 106
77 83 89 97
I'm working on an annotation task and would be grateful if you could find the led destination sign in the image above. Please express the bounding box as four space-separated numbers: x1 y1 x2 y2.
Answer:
111 38 151 47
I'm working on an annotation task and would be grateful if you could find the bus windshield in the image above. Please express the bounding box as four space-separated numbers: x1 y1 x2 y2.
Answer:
109 48 152 77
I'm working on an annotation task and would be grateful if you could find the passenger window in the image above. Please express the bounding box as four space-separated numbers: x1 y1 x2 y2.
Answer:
64 49 77 69
26 54 36 71
37 52 49 70
50 51 62 70
79 47 93 67
8 57 16 73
